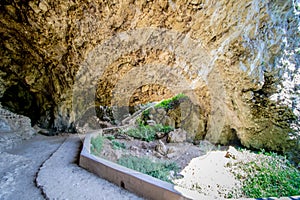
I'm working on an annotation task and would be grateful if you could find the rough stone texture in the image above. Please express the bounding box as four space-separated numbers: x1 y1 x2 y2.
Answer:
0 1 299 152
146 97 206 142
0 105 36 151
167 128 187 143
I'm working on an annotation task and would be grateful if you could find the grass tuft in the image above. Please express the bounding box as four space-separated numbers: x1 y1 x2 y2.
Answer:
90 135 104 155
117 156 179 183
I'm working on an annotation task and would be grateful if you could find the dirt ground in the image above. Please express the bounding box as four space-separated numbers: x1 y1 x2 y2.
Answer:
91 131 246 199
94 132 228 171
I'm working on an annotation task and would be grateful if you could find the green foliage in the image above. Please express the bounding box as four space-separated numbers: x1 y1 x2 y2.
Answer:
105 135 115 140
124 125 156 142
136 117 145 126
117 156 179 183
152 123 174 133
142 109 150 119
111 140 126 150
90 135 104 155
155 93 187 110
296 3 300 11
121 123 174 142
234 151 300 198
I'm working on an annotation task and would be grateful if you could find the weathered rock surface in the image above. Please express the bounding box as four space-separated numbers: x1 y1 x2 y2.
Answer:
0 105 36 151
146 97 207 142
167 128 187 143
0 0 299 152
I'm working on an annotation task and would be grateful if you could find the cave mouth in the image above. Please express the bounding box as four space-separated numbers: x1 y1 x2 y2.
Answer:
0 84 40 125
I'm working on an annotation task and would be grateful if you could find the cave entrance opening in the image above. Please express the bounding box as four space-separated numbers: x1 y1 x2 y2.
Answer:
0 84 40 125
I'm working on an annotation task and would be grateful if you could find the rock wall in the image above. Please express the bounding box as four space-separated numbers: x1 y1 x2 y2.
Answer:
0 105 36 151
0 0 299 151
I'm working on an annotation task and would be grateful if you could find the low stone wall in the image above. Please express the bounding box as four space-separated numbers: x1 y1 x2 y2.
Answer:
79 133 201 200
79 132 300 200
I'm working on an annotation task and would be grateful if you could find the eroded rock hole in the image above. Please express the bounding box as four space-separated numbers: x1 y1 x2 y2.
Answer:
0 84 40 125
228 128 241 146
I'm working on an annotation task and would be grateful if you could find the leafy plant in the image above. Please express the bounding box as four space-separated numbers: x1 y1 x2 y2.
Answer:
105 135 115 140
142 109 150 119
152 123 174 133
117 156 179 183
233 150 300 198
111 140 126 150
124 125 156 142
121 123 174 142
90 135 105 155
155 93 187 110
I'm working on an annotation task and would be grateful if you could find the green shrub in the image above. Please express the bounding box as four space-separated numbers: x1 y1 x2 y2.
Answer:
105 135 115 140
123 125 155 142
155 93 187 110
90 135 104 155
142 109 150 119
122 123 174 142
234 151 300 198
117 156 179 183
152 123 174 133
111 140 126 150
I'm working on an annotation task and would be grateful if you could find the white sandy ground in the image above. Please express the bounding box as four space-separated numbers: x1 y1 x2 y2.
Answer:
173 147 243 199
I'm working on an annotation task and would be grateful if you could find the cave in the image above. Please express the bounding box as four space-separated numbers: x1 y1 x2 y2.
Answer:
0 0 298 150
1 84 40 125
0 0 300 199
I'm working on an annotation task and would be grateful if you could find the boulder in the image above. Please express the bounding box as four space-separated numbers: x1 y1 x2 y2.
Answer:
155 140 168 156
0 105 36 150
167 129 187 143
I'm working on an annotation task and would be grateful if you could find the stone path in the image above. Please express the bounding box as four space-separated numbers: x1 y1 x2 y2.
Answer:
0 134 143 200
36 135 142 200
0 134 66 200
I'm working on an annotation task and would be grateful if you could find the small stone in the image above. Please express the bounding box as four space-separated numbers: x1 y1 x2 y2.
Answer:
167 146 176 154
155 132 166 139
39 0 49 12
146 120 156 126
141 142 148 149
225 146 238 159
28 2 41 13
167 128 187 143
155 140 167 155
153 151 163 158
130 146 139 151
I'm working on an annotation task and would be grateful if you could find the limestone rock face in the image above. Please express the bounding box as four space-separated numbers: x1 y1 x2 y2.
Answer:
0 0 299 152
167 129 187 143
146 96 206 142
0 105 36 150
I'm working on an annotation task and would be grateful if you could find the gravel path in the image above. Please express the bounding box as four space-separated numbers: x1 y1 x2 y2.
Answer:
0 134 66 200
36 135 143 200
0 134 143 200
